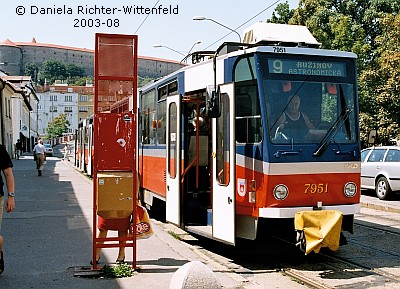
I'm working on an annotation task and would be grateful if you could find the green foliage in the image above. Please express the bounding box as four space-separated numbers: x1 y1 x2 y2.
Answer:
46 113 70 139
103 263 134 278
65 63 85 78
66 76 93 86
359 13 400 145
37 60 86 85
40 60 66 84
138 76 155 87
267 1 294 24
24 62 40 82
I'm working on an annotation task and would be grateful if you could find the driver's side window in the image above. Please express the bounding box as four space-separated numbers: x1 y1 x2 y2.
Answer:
234 56 262 144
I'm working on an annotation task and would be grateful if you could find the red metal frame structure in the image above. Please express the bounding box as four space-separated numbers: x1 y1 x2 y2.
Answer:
92 33 138 269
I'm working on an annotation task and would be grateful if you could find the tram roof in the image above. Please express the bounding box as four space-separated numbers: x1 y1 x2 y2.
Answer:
243 22 321 48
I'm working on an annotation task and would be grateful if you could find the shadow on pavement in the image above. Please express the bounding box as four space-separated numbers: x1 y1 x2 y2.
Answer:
0 155 125 289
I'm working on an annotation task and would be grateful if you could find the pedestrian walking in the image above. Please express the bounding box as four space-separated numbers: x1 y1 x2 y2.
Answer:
15 139 22 160
63 142 70 161
0 145 16 274
33 139 46 176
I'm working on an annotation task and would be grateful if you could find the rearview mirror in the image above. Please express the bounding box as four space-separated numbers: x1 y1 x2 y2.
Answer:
206 88 221 118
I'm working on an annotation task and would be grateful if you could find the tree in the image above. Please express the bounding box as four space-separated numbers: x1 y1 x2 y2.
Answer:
65 63 85 78
24 62 40 83
267 1 294 24
40 60 67 85
66 76 93 86
46 114 70 139
290 0 369 70
38 60 87 85
359 14 400 145
138 76 154 87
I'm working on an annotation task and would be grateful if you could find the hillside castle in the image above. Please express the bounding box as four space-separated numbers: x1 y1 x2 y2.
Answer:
0 38 184 78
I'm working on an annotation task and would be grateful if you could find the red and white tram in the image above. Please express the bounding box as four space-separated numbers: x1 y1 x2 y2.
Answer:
138 23 361 252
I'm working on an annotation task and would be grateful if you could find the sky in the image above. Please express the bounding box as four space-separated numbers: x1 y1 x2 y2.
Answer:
1 0 299 62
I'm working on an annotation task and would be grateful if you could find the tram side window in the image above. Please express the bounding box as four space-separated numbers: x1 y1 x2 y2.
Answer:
234 56 262 143
158 80 178 101
141 89 156 145
216 93 230 185
157 100 166 144
156 80 178 145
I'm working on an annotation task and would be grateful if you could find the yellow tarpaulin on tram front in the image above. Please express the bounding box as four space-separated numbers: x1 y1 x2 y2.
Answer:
294 210 343 255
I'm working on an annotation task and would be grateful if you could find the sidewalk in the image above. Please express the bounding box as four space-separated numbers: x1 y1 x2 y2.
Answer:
2 152 399 289
360 192 400 214
0 153 247 289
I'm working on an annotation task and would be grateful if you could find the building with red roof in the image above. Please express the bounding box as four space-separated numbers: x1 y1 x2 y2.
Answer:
0 38 184 79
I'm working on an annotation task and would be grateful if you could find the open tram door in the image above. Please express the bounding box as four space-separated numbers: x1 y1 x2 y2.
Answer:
166 93 181 226
212 83 236 245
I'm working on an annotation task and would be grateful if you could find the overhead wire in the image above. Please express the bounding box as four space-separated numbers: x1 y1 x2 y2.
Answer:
134 0 161 34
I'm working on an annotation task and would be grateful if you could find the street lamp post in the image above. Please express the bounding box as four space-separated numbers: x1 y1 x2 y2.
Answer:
193 16 242 43
187 40 202 55
152 44 185 56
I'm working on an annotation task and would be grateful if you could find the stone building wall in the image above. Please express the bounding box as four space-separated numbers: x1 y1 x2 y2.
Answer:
0 39 184 79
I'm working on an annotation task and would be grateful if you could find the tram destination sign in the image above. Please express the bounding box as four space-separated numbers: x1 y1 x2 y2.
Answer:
269 59 347 77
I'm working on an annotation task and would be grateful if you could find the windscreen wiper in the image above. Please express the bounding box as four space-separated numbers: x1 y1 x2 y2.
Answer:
313 108 351 157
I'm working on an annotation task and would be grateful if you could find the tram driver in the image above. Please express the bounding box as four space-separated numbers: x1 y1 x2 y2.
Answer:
274 95 314 141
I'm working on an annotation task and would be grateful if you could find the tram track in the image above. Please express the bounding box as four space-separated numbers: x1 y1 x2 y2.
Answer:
272 221 400 289
318 222 400 284
178 227 400 289
355 220 400 237
280 268 335 289
169 209 400 289
319 249 400 284
277 248 400 289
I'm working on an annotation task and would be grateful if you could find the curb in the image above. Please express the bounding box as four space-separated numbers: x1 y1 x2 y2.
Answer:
360 202 400 214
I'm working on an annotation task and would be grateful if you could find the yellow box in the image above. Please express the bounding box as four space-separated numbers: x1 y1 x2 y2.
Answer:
96 172 133 219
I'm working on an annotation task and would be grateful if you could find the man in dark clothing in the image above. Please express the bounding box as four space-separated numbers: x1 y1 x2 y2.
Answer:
0 145 15 274
275 95 314 141
15 139 23 159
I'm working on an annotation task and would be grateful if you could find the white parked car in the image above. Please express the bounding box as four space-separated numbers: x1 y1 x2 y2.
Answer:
43 143 53 156
361 146 400 200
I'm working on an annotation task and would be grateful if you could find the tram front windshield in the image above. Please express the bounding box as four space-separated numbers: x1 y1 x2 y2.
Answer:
260 55 357 145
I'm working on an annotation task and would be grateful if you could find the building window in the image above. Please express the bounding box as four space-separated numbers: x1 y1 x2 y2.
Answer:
65 95 73 102
80 95 88 102
79 106 88 112
50 106 57 112
65 106 73 112
7 99 11 118
50 95 57 101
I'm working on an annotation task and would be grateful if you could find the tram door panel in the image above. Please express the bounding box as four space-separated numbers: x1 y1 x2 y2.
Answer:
212 83 236 245
166 94 181 226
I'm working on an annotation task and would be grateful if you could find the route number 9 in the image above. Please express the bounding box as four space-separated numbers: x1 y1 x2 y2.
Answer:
272 60 283 73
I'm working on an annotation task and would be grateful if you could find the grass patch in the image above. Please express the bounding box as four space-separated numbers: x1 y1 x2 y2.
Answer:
168 230 182 240
103 262 135 278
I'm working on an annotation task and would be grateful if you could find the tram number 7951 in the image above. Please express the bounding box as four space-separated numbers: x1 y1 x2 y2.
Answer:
304 183 328 194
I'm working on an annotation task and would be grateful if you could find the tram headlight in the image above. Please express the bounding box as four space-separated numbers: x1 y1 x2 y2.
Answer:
344 182 357 197
273 184 288 200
